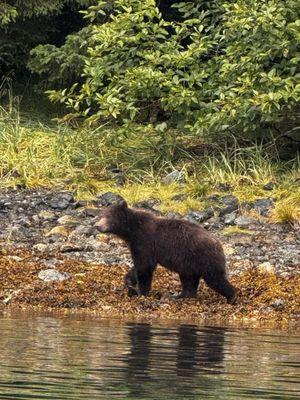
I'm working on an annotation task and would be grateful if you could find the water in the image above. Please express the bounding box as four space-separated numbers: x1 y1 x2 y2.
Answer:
0 315 299 399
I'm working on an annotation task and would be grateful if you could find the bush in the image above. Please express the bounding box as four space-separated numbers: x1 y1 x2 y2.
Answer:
28 0 300 142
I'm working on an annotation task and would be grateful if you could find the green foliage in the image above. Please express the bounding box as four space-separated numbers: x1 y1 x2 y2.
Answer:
28 0 300 141
0 1 94 75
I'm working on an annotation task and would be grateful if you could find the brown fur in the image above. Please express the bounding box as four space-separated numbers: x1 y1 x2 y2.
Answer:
95 201 237 304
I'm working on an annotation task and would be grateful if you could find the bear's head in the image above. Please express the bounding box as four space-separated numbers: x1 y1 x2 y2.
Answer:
95 200 129 235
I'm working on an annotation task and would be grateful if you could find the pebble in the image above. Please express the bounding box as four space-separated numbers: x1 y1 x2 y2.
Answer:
38 269 71 282
162 170 185 185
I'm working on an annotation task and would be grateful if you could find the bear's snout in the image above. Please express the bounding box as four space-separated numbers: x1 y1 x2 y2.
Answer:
95 217 110 232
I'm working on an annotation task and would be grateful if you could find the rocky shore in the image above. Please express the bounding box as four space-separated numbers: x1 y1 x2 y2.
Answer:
0 188 299 325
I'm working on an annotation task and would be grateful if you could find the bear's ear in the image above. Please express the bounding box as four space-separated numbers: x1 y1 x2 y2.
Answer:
119 199 128 209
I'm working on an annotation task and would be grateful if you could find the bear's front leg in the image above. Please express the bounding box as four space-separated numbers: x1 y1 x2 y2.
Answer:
131 255 156 296
124 268 138 297
135 268 154 296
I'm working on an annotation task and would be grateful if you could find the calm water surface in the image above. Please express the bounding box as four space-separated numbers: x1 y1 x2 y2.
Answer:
0 315 299 399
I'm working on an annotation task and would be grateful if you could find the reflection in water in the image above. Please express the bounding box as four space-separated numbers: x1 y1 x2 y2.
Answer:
0 316 299 399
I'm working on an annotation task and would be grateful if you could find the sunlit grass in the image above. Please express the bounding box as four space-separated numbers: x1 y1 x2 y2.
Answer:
222 226 254 236
0 106 299 220
271 188 300 225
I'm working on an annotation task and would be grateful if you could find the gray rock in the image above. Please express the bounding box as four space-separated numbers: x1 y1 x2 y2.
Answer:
38 269 71 282
224 212 237 225
206 217 223 229
94 192 124 206
162 170 185 185
33 243 48 253
70 224 95 237
184 207 214 223
57 215 80 227
219 204 239 217
263 182 276 191
235 215 256 227
48 192 74 210
253 198 274 216
38 210 56 221
271 298 285 309
133 199 161 212
6 224 33 240
221 195 238 206
60 243 86 253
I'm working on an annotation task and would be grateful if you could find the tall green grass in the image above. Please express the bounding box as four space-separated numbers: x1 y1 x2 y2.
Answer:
0 103 299 221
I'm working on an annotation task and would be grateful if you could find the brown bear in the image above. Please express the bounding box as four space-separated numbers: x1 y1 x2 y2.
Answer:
95 200 237 304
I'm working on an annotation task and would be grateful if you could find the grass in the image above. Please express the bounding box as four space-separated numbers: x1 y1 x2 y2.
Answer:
222 226 254 236
0 104 299 220
271 188 300 225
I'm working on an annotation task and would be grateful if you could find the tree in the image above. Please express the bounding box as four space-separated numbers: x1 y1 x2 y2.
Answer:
0 1 94 76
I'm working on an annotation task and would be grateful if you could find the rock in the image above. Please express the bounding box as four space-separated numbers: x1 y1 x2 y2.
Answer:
57 215 80 227
133 199 160 211
271 298 285 309
221 195 238 206
263 182 276 191
33 243 48 253
224 212 237 225
219 204 239 217
38 269 71 282
45 226 70 237
216 183 231 192
162 170 185 185
88 240 111 252
60 243 86 253
3 290 21 305
38 210 56 221
253 198 274 216
70 224 95 237
94 192 124 206
205 217 223 229
235 215 256 227
258 261 275 274
48 192 74 210
0 200 7 210
6 224 33 240
77 207 101 218
184 208 214 223
17 216 32 227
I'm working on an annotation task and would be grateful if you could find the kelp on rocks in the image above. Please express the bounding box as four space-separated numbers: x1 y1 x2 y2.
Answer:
0 248 299 326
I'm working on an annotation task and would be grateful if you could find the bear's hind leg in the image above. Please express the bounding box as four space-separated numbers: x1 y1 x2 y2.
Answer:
176 274 200 299
203 271 237 304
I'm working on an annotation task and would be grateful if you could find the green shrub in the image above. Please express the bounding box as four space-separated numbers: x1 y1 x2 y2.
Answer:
29 0 300 141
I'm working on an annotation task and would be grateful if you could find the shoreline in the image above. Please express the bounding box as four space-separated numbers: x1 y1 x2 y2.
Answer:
0 246 299 328
2 307 300 333
0 187 299 329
